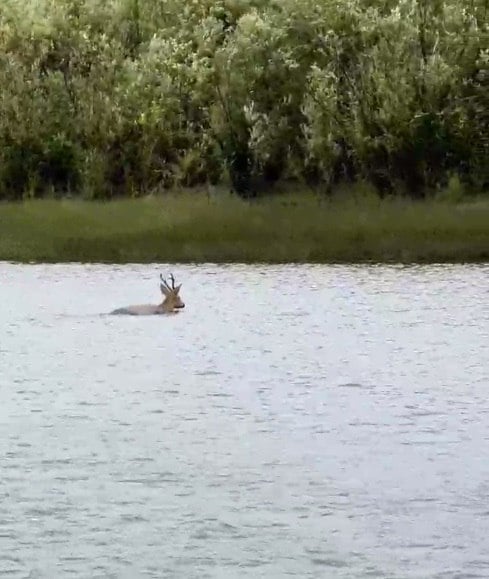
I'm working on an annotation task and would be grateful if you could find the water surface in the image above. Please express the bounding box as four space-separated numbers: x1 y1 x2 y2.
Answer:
1 263 488 578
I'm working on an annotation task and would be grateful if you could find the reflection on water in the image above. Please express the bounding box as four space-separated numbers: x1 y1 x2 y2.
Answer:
1 263 488 578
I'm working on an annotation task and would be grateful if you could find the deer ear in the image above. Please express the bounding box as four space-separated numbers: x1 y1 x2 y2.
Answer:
160 283 170 296
174 283 182 295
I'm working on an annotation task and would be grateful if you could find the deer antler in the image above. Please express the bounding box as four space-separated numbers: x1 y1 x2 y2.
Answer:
160 273 172 291
168 273 176 290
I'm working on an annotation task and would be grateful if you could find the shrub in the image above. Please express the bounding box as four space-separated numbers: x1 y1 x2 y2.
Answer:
0 0 486 199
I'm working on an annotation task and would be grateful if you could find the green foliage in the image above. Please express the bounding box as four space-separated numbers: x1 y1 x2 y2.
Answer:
0 0 486 199
1 194 488 263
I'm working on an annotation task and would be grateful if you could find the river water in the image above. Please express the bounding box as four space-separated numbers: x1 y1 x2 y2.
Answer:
1 263 488 578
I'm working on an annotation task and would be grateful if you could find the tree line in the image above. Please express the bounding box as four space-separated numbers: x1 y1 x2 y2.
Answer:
0 0 487 199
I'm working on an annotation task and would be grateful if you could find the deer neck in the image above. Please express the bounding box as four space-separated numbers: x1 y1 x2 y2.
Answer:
160 300 174 313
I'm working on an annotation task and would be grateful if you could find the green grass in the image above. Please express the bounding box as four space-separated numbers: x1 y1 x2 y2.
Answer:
0 191 488 263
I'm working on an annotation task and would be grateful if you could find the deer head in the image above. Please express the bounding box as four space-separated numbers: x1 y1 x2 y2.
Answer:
159 273 185 312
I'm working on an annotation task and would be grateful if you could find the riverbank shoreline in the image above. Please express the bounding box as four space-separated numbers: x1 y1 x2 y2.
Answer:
1 193 488 264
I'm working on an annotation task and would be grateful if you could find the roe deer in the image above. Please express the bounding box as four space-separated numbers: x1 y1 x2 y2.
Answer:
111 273 185 315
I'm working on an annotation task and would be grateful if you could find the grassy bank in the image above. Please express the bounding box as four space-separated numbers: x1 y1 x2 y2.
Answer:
1 193 488 264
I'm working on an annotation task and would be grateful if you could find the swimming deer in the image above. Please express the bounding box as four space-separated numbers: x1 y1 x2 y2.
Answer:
111 273 185 315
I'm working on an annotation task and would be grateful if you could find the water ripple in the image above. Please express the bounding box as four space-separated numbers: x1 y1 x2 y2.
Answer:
0 263 488 578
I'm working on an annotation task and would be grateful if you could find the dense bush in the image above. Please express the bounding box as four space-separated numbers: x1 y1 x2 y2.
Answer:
0 0 486 199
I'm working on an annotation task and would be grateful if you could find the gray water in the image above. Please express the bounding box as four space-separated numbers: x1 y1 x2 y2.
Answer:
1 263 488 579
